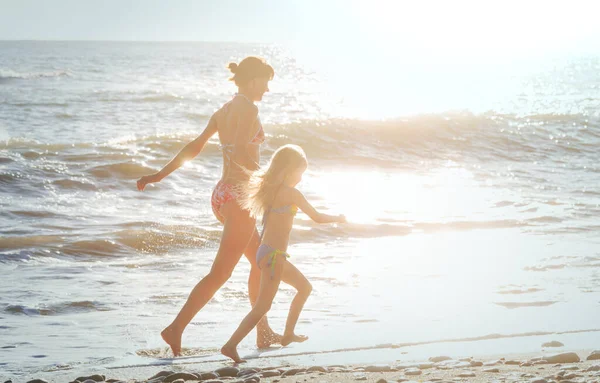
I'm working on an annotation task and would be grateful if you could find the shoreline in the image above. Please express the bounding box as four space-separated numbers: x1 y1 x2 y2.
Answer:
9 350 600 383
6 330 600 383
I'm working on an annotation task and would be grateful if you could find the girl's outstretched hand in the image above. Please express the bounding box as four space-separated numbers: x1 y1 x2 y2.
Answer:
137 173 160 191
338 214 347 223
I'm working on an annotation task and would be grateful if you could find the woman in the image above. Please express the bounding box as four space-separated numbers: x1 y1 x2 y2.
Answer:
136 56 280 356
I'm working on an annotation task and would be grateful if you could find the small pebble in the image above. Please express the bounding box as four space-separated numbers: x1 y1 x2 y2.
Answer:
429 356 452 363
588 350 600 360
365 365 393 372
560 366 579 371
261 371 282 378
543 353 580 364
283 369 306 377
149 371 173 380
216 367 241 378
238 369 261 378
164 373 199 383
483 368 500 373
404 368 422 376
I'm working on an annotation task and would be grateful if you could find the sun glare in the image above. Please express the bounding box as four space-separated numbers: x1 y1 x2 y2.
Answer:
307 166 494 227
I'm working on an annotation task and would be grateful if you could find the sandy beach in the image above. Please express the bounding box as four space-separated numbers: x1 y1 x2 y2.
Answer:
7 330 600 383
9 349 600 383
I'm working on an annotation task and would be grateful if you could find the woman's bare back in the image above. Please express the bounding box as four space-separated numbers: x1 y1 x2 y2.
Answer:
213 95 263 183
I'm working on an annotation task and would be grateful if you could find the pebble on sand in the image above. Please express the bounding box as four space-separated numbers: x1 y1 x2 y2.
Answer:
404 368 422 376
483 368 500 373
282 368 306 377
75 375 105 383
163 372 199 383
198 372 220 380
261 370 282 377
148 371 173 380
541 352 581 364
215 367 240 378
587 350 600 360
21 351 600 383
365 365 394 372
429 356 452 363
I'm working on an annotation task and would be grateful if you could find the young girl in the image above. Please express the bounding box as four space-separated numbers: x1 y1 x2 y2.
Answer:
221 144 346 363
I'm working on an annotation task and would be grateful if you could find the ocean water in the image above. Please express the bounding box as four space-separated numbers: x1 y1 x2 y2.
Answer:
1 41 600 380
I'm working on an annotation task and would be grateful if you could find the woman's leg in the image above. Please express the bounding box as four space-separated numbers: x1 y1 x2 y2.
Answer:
280 261 312 346
243 228 283 347
161 202 256 356
221 254 284 363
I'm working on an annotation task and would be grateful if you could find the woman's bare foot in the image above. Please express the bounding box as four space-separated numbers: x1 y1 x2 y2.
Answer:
221 345 246 363
257 328 283 349
161 325 182 357
281 333 308 346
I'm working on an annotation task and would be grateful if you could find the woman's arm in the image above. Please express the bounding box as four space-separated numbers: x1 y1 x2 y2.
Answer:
137 116 218 191
289 188 346 224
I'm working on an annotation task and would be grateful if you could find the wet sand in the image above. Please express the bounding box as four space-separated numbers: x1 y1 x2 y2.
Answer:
10 349 600 383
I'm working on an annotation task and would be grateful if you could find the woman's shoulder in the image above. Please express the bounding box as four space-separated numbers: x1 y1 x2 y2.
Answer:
213 98 259 134
229 96 259 117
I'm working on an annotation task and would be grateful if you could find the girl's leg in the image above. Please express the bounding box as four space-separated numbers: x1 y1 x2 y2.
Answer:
243 228 282 347
280 262 312 346
221 255 285 363
161 202 255 356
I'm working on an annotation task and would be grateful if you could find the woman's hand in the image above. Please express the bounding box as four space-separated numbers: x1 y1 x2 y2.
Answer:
137 173 160 191
337 214 347 223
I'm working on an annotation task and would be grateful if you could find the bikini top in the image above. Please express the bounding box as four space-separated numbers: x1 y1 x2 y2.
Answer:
270 204 298 216
220 93 265 148
260 200 298 241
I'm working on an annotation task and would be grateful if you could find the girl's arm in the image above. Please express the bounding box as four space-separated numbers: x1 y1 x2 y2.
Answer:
137 115 218 191
290 188 346 224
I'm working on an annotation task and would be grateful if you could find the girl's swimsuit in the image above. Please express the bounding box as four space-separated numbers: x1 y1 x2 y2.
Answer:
256 204 298 278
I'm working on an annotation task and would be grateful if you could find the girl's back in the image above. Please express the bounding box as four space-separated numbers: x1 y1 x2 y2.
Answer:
260 186 298 252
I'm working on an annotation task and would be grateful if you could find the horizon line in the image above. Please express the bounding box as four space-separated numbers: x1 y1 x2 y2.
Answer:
0 39 277 44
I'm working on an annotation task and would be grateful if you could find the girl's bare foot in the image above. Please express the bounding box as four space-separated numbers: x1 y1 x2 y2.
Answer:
281 333 308 346
161 325 182 357
221 345 246 363
257 328 283 349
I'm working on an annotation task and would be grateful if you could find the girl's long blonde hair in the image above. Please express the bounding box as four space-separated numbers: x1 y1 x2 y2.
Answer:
240 144 307 219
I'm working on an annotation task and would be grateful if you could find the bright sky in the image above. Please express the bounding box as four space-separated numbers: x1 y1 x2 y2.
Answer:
1 0 599 57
